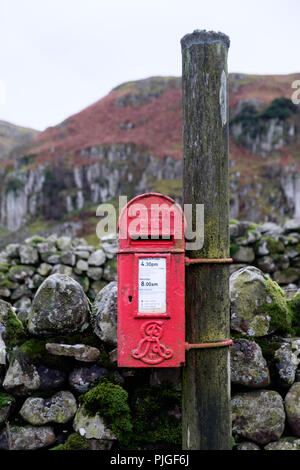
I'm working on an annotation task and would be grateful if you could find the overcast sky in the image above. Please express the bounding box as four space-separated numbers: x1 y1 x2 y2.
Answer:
0 0 299 131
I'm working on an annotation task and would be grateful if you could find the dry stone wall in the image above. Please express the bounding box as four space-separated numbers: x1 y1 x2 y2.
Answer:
0 221 299 450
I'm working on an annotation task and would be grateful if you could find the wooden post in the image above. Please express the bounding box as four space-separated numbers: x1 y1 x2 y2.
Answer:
181 30 231 450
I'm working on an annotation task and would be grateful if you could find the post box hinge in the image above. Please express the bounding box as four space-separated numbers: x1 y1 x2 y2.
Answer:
185 257 233 265
185 340 233 350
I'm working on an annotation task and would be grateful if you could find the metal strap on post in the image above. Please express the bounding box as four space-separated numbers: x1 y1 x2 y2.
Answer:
185 340 233 351
185 257 233 265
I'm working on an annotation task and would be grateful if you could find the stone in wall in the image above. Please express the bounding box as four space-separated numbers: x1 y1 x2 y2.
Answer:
232 390 285 444
28 274 90 336
230 266 290 337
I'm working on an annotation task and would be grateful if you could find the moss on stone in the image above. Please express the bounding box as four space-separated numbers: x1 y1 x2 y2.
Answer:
0 263 9 273
50 433 90 451
29 236 46 244
0 392 15 408
0 277 16 290
1 305 27 348
230 242 239 256
256 338 281 361
287 292 300 336
264 236 285 254
19 339 71 371
79 379 132 445
128 385 181 449
261 276 292 334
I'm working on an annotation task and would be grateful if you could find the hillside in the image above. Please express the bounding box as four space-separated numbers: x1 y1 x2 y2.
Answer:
0 73 299 245
0 120 39 162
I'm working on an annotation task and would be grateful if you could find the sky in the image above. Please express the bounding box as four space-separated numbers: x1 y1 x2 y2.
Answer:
0 0 299 131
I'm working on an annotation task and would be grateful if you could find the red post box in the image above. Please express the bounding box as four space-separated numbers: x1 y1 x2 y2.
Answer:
117 193 185 367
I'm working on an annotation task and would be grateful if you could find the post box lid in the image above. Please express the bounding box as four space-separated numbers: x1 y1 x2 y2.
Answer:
118 193 185 252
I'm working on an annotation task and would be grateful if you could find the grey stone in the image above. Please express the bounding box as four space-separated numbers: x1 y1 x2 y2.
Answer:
91 281 117 346
20 391 77 425
256 256 276 273
232 246 255 263
274 268 300 284
73 405 116 441
37 365 66 391
76 259 88 272
19 244 39 265
41 252 61 264
88 280 107 300
230 339 270 388
51 264 73 276
88 249 106 267
32 274 44 289
76 245 95 252
283 219 300 233
3 357 41 395
109 348 118 365
0 287 10 298
232 390 285 444
56 236 72 251
274 340 300 385
60 251 76 266
236 442 261 450
259 222 282 235
100 233 118 259
230 266 290 337
37 262 52 276
265 437 300 450
8 265 35 281
0 425 56 450
0 393 15 425
28 274 90 336
11 285 31 300
103 260 117 282
75 251 90 260
5 244 20 258
229 264 247 275
236 229 260 246
87 267 103 281
46 343 100 362
37 241 56 254
69 365 108 393
285 382 300 436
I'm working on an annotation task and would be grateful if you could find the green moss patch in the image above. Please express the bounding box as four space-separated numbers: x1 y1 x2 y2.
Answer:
79 379 132 445
18 339 71 371
287 292 300 336
261 276 292 334
128 385 181 449
0 392 15 409
51 433 90 451
0 301 27 349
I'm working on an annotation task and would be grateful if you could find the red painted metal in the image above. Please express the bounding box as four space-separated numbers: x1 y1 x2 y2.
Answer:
185 340 233 351
117 193 186 367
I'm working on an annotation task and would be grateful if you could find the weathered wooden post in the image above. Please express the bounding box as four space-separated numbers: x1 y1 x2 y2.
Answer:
181 30 231 450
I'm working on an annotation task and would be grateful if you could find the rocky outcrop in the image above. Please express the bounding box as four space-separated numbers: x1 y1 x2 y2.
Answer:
0 75 300 238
